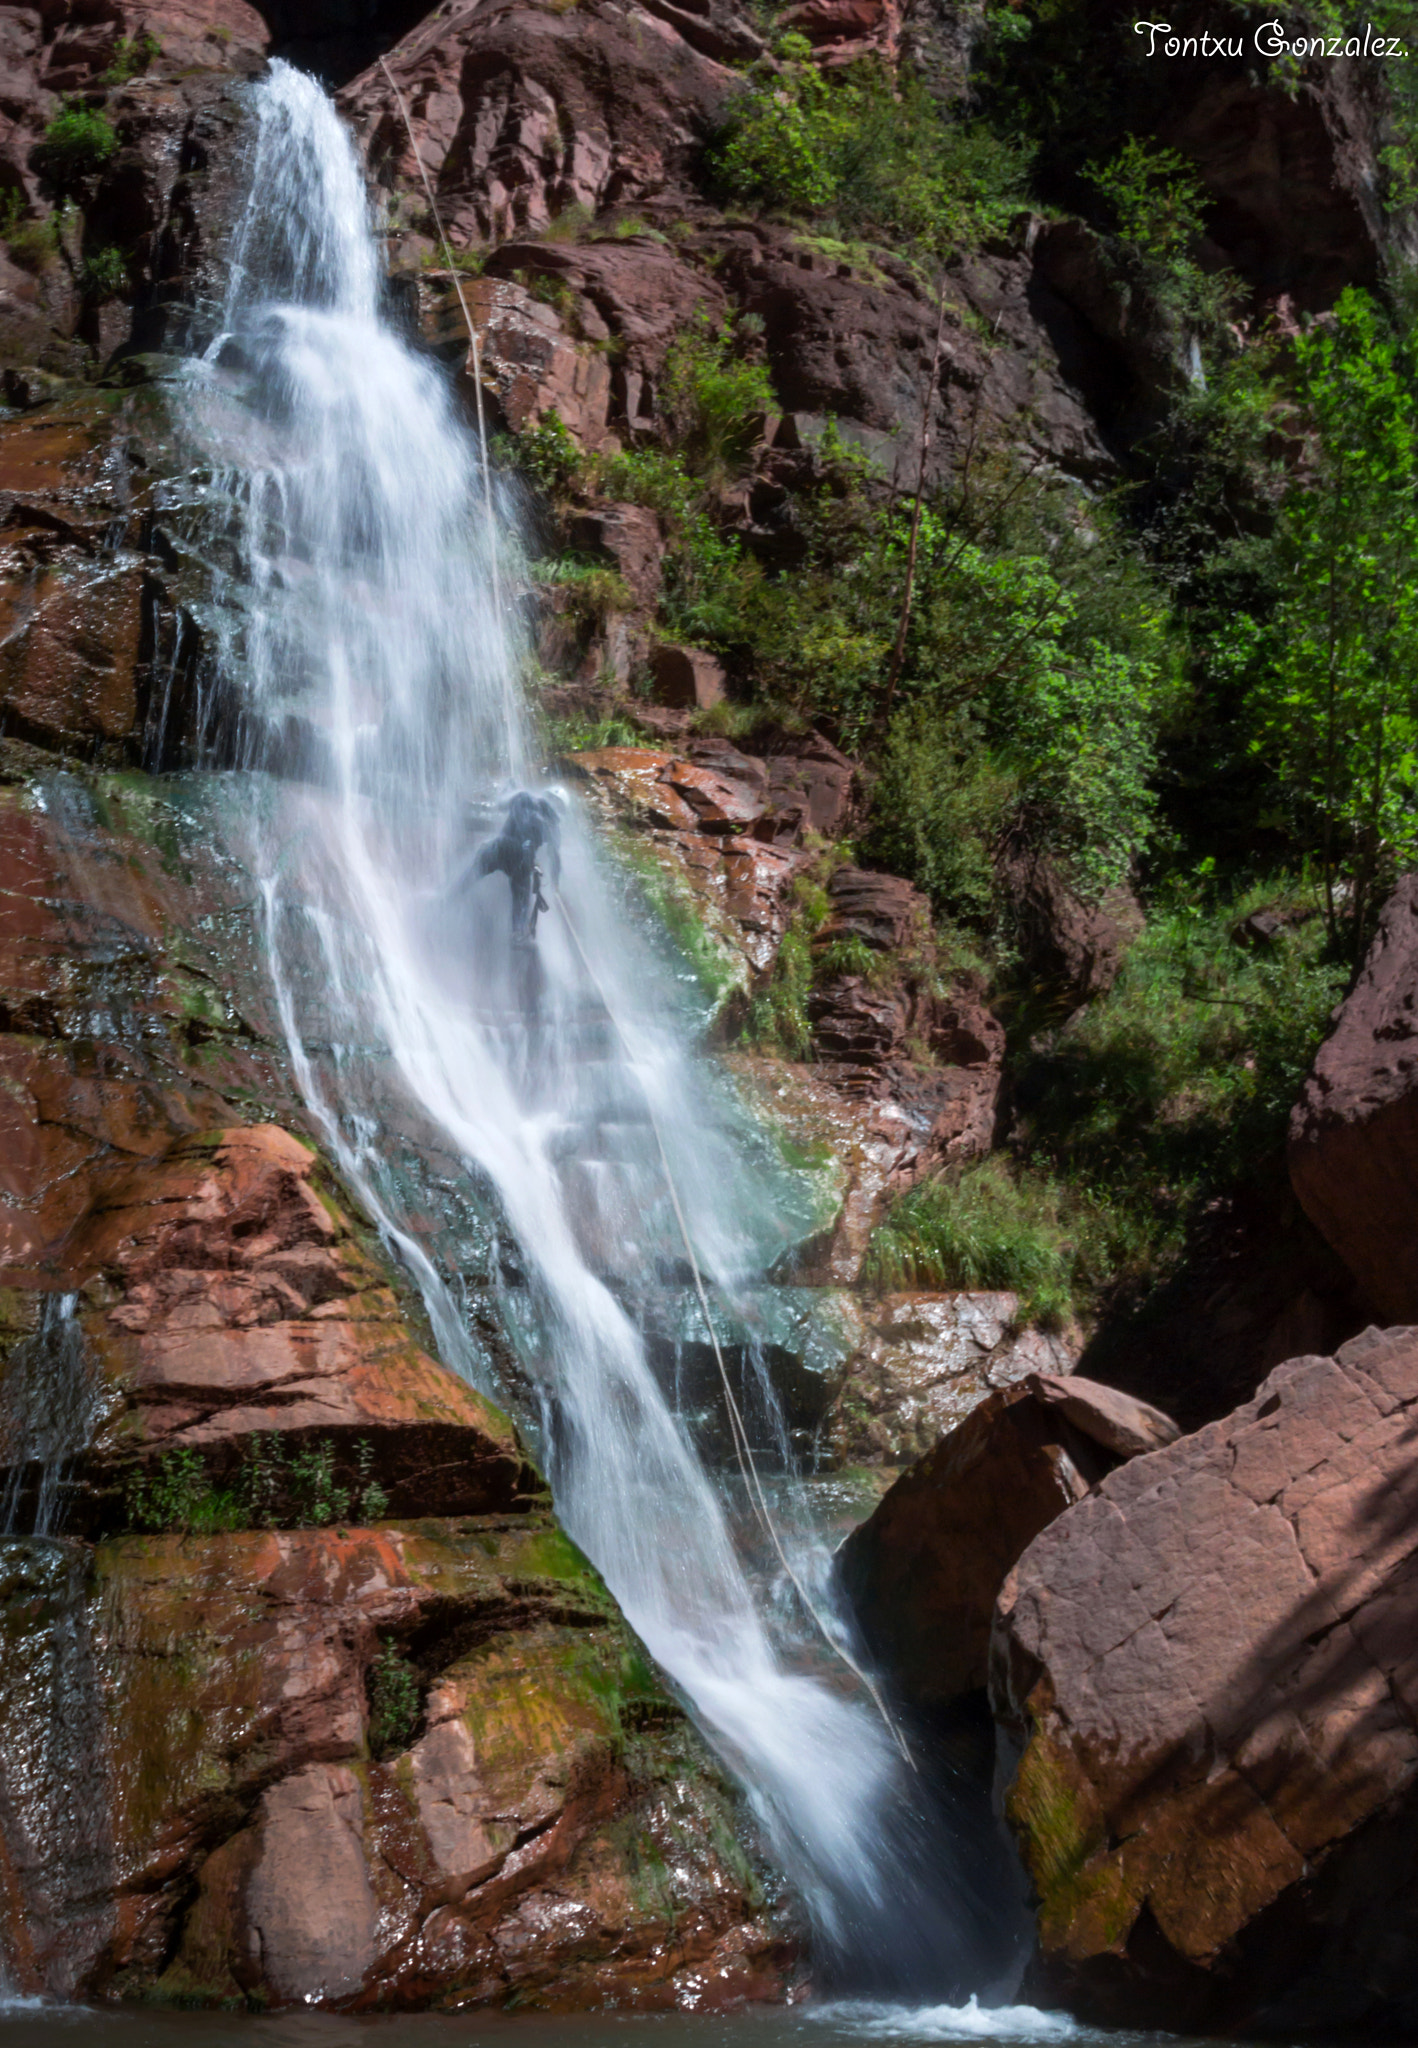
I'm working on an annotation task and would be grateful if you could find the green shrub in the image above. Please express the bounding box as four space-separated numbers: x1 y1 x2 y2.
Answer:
861 1157 1076 1325
532 553 633 626
508 409 582 495
0 193 57 274
124 1434 391 1533
1083 135 1232 333
708 44 1031 257
102 30 160 83
287 1438 349 1525
353 1438 389 1522
1008 880 1346 1306
80 244 127 300
659 312 775 472
1228 290 1418 967
546 708 641 752
747 473 1176 893
744 871 832 1055
866 705 1013 928
589 445 760 643
36 103 120 185
125 1450 243 1535
812 932 883 984
710 33 843 211
367 1636 421 1757
1084 135 1207 266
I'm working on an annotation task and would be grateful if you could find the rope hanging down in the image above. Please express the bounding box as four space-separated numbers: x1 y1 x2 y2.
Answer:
378 49 910 1772
378 56 503 629
555 892 915 1769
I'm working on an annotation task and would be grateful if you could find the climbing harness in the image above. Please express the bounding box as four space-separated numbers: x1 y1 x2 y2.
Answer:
555 890 915 1769
378 56 503 631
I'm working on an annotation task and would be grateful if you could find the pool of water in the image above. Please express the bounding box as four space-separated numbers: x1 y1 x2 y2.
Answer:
0 1998 1225 2048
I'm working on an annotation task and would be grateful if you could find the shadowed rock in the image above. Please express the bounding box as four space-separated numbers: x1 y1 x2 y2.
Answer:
992 1325 1418 2033
838 1374 1176 1710
1290 873 1418 1322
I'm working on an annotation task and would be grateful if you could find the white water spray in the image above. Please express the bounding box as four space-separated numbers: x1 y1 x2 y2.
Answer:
180 61 992 1983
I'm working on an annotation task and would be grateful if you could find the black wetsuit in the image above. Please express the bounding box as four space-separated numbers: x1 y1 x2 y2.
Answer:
456 791 562 942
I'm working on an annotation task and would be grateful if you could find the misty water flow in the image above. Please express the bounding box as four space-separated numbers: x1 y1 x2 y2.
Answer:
0 1296 96 1539
177 61 1009 1992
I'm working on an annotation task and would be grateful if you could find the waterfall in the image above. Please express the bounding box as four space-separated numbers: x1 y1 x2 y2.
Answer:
177 61 999 1989
0 1297 95 1541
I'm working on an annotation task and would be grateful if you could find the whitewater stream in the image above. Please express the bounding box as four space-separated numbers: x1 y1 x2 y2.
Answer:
130 56 1010 2001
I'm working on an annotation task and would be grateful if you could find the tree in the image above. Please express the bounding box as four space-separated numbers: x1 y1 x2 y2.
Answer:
1242 290 1418 967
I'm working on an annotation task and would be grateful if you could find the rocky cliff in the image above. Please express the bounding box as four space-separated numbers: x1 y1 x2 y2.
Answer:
3 0 1418 2022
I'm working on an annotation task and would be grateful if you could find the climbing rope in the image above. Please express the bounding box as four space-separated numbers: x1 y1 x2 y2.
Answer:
555 891 915 1768
378 56 503 629
376 47 911 1771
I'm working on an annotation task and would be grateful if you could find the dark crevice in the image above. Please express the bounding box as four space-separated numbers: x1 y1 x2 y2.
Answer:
253 0 444 86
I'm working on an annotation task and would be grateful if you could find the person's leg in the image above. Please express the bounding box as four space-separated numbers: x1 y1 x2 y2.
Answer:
507 852 534 942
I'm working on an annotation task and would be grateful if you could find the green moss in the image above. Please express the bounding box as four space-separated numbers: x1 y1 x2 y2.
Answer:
1007 1723 1140 1957
616 835 746 1017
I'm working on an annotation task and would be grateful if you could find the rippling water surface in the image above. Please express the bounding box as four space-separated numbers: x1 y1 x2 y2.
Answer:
0 1999 1170 2048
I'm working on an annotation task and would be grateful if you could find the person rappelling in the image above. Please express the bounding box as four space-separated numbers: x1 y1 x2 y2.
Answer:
454 787 566 946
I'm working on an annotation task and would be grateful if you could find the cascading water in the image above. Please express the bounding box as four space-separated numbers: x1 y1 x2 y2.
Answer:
176 61 1011 1991
0 1296 95 1541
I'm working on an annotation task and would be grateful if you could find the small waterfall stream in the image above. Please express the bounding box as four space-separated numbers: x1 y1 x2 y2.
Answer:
174 62 998 1990
0 1297 96 1541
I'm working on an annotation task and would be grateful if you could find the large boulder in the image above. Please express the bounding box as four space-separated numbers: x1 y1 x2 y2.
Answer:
991 1325 1418 2033
997 841 1144 1008
839 1374 1177 1711
0 1518 787 2007
1290 873 1418 1322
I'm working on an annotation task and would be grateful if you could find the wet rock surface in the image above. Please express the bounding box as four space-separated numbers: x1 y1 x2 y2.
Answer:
822 1292 1078 1465
577 746 1005 1278
838 1373 1176 1712
53 1125 536 1521
0 1518 788 2007
0 758 294 1280
991 1325 1418 2033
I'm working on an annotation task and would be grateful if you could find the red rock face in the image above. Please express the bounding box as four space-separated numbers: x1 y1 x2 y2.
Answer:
1 7 264 371
48 1125 537 1519
0 769 294 1281
1290 873 1418 1323
340 0 738 245
992 1325 1418 2033
837 1373 1177 1709
0 1519 790 2008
